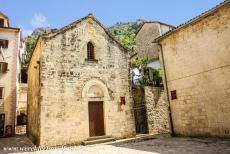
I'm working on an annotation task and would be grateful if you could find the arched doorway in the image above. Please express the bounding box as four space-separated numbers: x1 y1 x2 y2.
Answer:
82 79 110 137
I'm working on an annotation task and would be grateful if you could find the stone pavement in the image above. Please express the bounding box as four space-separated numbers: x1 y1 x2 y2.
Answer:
0 135 230 154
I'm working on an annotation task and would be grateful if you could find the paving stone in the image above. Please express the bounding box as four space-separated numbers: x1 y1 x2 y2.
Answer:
0 135 230 154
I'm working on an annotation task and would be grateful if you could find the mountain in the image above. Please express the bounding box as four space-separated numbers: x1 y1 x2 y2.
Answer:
108 19 145 51
29 27 58 38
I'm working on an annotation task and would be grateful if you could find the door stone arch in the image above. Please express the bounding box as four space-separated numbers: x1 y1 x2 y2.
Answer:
81 79 110 137
82 79 110 101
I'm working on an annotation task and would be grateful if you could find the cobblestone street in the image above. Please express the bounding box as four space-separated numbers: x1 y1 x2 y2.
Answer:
0 135 230 154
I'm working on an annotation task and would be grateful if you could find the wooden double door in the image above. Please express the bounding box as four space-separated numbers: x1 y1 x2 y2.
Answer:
88 101 105 137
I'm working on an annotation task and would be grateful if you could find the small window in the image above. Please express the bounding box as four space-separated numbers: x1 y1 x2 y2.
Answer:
120 96 126 105
0 39 9 48
87 42 94 60
0 19 4 27
0 62 8 73
0 87 4 99
171 90 177 100
17 113 27 125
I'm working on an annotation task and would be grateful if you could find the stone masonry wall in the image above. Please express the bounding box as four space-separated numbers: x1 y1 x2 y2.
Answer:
37 17 135 146
27 37 43 144
136 23 160 60
160 3 230 137
144 87 171 135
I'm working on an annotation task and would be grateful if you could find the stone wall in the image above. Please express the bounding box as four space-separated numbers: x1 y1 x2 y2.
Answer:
144 87 171 135
132 87 171 135
136 23 161 60
159 3 230 137
28 16 136 146
27 37 43 144
136 23 173 60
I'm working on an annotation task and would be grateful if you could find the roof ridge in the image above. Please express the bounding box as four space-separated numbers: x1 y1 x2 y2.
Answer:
136 21 175 35
155 0 230 42
144 21 175 28
41 14 130 52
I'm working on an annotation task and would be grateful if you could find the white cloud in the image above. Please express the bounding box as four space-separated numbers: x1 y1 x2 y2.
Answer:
22 29 33 37
31 13 49 28
18 25 33 37
20 13 49 37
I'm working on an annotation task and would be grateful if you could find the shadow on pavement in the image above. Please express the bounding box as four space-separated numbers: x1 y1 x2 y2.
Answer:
0 135 35 154
110 137 230 154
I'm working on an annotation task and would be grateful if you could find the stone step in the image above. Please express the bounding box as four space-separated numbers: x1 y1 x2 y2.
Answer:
86 135 112 141
83 136 115 145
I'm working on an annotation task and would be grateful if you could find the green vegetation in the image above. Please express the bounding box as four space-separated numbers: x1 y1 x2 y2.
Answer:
108 19 144 51
132 56 162 87
132 55 149 68
24 37 36 64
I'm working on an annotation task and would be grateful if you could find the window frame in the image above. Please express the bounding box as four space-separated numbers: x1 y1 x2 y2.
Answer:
171 90 177 100
0 62 8 73
0 87 4 99
87 42 95 60
0 19 4 27
0 39 9 49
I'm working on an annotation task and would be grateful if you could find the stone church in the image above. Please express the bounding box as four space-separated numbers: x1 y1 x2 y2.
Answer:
27 14 135 146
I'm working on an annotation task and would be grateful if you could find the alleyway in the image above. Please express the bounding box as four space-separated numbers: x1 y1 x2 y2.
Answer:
0 135 230 154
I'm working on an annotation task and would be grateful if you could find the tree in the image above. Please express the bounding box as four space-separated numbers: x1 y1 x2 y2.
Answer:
24 37 36 64
132 56 162 87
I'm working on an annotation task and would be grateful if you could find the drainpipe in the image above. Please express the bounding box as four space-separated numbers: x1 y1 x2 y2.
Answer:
158 44 175 136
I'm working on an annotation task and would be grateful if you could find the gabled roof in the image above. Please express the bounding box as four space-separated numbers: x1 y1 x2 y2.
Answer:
155 0 230 42
42 14 129 52
28 14 131 71
136 21 175 36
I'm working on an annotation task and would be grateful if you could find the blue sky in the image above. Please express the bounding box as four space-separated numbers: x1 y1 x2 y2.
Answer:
0 0 224 36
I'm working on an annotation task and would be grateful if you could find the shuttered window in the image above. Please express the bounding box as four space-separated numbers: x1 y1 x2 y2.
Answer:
0 39 9 48
0 87 4 99
87 42 94 60
0 62 8 73
0 19 4 27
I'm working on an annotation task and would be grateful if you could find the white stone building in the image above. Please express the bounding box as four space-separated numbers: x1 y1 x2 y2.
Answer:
0 12 24 137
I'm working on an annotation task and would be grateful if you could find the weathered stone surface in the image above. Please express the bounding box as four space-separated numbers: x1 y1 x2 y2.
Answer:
136 22 173 60
132 87 170 135
144 87 170 134
27 16 136 146
158 2 230 137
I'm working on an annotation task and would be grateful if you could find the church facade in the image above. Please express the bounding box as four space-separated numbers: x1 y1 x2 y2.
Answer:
27 14 135 146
